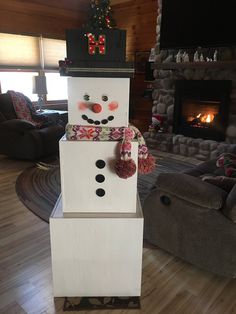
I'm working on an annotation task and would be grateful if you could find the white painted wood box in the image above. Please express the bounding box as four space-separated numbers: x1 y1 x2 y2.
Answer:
59 136 138 213
50 195 143 297
68 77 130 127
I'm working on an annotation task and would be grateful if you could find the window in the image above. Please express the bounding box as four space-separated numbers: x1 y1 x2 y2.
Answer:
45 73 68 101
0 71 38 101
0 33 67 103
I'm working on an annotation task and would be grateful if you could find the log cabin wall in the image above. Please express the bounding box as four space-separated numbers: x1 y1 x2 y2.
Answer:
113 0 157 132
0 0 89 38
0 0 157 44
0 0 157 130
113 0 157 61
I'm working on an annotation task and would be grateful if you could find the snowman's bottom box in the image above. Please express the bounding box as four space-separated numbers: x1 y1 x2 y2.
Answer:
60 137 138 213
50 195 143 297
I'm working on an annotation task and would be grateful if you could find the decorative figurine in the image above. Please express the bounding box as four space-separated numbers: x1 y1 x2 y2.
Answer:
213 50 218 61
183 52 189 62
193 51 199 62
176 50 182 63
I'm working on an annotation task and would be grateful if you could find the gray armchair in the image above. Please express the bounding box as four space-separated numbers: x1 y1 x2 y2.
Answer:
143 156 236 277
0 92 65 160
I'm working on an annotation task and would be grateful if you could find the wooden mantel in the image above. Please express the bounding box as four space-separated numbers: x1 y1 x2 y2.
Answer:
152 61 236 70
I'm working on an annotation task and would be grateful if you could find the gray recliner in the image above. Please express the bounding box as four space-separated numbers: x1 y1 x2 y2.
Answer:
0 92 65 160
143 153 236 277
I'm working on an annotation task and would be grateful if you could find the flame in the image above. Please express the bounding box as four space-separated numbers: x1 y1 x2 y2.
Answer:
190 113 215 124
206 114 212 123
200 113 214 123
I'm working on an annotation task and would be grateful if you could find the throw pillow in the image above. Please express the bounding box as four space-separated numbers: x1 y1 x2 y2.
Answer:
216 153 236 177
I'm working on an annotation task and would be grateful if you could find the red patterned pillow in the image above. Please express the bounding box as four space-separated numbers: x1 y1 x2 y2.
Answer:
216 153 236 178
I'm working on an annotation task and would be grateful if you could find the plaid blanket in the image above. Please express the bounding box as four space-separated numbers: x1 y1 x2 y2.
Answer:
8 90 42 127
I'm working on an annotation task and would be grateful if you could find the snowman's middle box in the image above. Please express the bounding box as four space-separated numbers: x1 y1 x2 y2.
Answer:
60 136 138 213
67 77 129 127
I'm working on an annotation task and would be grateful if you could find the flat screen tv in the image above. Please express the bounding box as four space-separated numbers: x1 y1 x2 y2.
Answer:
160 0 236 49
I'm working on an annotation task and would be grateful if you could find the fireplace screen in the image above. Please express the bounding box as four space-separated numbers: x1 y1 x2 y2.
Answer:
173 80 232 141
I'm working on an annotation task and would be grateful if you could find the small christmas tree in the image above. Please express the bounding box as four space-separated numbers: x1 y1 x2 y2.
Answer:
86 0 116 29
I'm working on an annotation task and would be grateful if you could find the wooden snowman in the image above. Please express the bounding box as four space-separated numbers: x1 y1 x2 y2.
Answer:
50 28 154 298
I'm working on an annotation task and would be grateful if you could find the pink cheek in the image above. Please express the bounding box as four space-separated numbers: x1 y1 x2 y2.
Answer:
108 101 119 111
78 102 88 111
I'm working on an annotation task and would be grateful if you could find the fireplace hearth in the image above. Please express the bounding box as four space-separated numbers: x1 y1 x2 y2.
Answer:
173 80 232 141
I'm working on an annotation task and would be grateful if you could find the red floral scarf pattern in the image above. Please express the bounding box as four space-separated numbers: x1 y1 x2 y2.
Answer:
66 124 155 178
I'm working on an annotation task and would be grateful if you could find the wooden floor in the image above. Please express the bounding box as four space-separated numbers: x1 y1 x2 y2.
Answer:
1 154 236 314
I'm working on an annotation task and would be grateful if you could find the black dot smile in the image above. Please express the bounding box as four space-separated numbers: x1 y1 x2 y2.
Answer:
82 115 114 125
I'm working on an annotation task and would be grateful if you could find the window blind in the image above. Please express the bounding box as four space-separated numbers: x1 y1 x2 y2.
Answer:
41 38 66 69
0 33 66 70
0 33 40 68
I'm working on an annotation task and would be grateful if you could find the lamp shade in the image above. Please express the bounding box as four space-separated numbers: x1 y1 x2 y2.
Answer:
33 75 47 95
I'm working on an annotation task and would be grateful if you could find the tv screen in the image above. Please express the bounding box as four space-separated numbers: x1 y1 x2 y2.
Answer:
160 0 235 49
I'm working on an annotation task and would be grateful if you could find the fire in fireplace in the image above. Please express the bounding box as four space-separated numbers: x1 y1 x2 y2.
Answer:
183 99 220 128
173 80 232 141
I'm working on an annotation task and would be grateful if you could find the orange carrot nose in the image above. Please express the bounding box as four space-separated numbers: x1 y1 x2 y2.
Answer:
92 103 102 113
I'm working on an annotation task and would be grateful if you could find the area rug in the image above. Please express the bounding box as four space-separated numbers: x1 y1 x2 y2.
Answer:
15 154 195 223
15 161 61 222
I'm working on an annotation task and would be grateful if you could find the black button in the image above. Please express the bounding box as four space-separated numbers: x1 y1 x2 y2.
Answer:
87 119 94 124
82 115 88 120
96 160 106 169
108 116 114 121
96 174 105 183
101 119 108 124
96 189 105 197
102 95 108 101
83 94 90 101
94 120 101 125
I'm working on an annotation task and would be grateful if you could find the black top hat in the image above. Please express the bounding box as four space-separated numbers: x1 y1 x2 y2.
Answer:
59 28 134 78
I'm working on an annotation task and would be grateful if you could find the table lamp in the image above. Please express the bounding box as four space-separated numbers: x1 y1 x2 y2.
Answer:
33 75 48 112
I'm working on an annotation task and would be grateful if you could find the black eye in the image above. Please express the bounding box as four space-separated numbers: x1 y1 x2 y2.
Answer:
102 95 108 101
84 94 90 101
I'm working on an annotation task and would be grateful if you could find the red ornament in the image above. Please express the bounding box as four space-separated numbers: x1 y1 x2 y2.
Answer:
87 33 106 55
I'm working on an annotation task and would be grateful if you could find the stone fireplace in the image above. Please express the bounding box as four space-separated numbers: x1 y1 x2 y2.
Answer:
173 80 231 141
144 0 236 161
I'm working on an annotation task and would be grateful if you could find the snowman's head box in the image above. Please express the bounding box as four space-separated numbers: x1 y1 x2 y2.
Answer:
68 77 129 127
